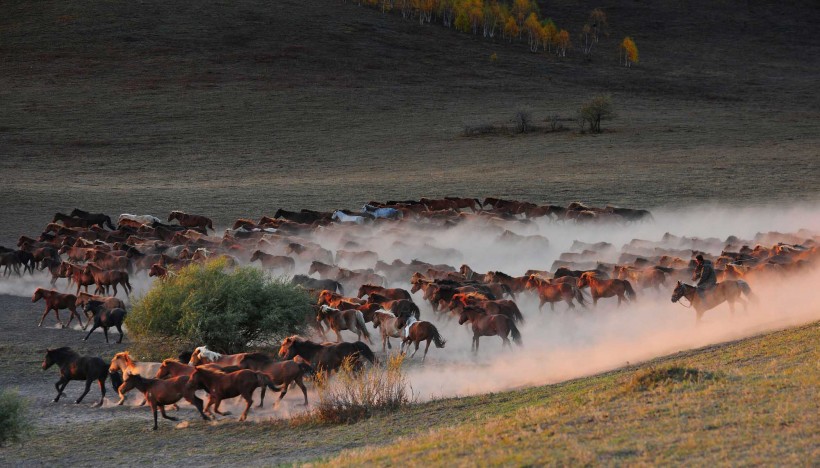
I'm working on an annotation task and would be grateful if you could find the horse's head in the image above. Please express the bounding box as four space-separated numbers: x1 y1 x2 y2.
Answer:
458 309 472 325
577 272 592 287
83 300 103 315
109 352 127 373
168 211 178 222
188 348 203 366
32 288 44 302
278 336 298 359
155 360 173 379
42 349 56 370
525 275 538 289
249 250 261 262
671 281 687 303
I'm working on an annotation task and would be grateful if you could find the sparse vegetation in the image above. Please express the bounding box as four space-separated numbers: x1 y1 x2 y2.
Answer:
126 258 310 354
305 354 412 424
464 110 568 136
579 94 614 133
0 390 29 447
620 36 639 67
512 110 531 133
624 365 716 392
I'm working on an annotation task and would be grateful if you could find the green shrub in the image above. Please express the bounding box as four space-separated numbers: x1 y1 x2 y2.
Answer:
127 258 311 353
0 390 29 446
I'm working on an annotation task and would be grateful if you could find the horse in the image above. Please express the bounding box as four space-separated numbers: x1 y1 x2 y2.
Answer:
249 250 295 272
614 265 667 291
52 212 92 228
332 210 367 224
118 213 161 227
148 263 170 278
168 211 214 231
82 301 127 343
308 261 343 279
291 274 344 294
357 284 411 301
671 280 755 323
371 310 405 352
83 262 132 297
32 288 83 328
278 336 375 373
187 347 276 368
42 347 108 406
252 359 314 408
40 258 73 287
361 204 402 219
577 272 636 306
0 251 23 276
449 296 525 323
108 352 162 405
120 373 208 430
155 359 241 380
65 262 96 294
70 209 116 230
524 275 585 311
274 209 320 225
444 197 482 212
316 305 371 344
188 367 278 421
458 307 522 353
398 319 446 362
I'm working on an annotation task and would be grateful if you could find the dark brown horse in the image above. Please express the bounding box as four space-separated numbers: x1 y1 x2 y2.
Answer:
357 284 412 301
316 305 371 344
69 209 116 230
398 318 446 362
168 211 214 231
614 266 667 290
278 336 375 373
249 250 295 272
524 275 585 311
671 280 755 323
577 272 636 307
188 367 278 421
42 347 107 406
65 262 96 294
32 288 83 328
82 301 127 343
120 373 209 430
83 263 132 297
458 307 522 353
254 359 314 408
155 359 241 379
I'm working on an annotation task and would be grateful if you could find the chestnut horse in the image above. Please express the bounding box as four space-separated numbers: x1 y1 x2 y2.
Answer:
168 211 214 231
278 336 375 373
42 347 107 406
577 272 636 307
120 373 208 430
613 266 667 291
83 263 132 297
249 250 295 272
32 288 83 328
524 275 585 311
357 284 411 301
458 307 522 353
188 347 275 368
253 359 314 408
398 318 446 362
188 367 279 421
316 305 371 344
671 280 755 323
108 352 161 405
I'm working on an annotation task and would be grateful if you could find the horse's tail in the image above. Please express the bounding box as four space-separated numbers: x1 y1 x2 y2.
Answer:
109 370 123 393
354 310 370 341
473 198 482 210
353 341 375 364
430 324 446 348
737 280 758 304
335 281 344 295
510 302 525 324
297 361 316 379
501 283 516 300
105 216 116 230
624 280 637 301
574 286 587 307
257 372 281 392
508 318 523 346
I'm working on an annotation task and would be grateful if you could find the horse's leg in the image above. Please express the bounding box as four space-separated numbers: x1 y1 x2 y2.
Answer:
83 323 100 341
160 405 178 421
102 327 110 344
274 382 290 409
258 383 266 408
111 283 118 297
410 340 420 359
38 306 52 327
474 335 480 354
550 301 555 312
54 308 67 328
335 330 343 343
422 339 431 362
54 378 68 401
116 324 124 343
538 298 545 312
150 402 159 430
211 397 226 415
295 377 309 405
240 394 253 421
190 396 209 420
96 377 106 407
728 299 735 317
116 381 127 405
75 378 93 404
69 305 83 329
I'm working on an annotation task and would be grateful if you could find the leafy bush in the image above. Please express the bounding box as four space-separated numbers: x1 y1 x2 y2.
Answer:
127 258 310 353
308 354 412 424
0 390 29 446
625 365 716 392
579 94 614 133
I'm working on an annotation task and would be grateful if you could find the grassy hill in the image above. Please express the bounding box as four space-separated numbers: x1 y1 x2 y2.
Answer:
2 321 817 465
1 0 819 244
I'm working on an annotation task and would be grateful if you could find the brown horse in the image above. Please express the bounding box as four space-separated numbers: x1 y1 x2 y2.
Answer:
524 275 585 311
253 359 314 408
83 263 132 297
108 352 161 405
371 310 405 352
448 294 525 323
357 284 412 301
168 211 214 231
398 318 446 362
188 367 278 421
444 197 481 212
614 266 667 291
121 373 208 430
40 257 73 287
577 272 636 307
249 250 295 272
32 288 83 328
42 347 107 406
188 347 276 368
278 336 375 373
148 263 170 278
316 305 371 344
671 280 755 323
458 307 522 353
65 262 96 294
155 359 241 379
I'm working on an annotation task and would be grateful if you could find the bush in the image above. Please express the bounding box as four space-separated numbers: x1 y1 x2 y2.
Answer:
0 390 29 446
625 365 716 392
309 354 412 424
126 258 311 353
512 111 532 133
579 94 614 133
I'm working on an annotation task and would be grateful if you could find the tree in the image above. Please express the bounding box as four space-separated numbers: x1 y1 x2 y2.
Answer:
579 94 614 133
524 12 542 52
541 18 557 52
503 15 519 42
620 36 639 67
588 8 608 42
556 29 570 57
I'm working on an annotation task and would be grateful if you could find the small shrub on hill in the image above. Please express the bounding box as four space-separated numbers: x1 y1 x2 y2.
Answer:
0 390 30 446
127 258 310 353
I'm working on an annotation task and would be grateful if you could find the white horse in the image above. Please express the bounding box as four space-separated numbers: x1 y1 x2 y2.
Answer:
119 213 161 226
332 210 367 225
371 310 412 352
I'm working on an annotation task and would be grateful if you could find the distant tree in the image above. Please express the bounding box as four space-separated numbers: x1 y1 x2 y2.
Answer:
620 36 639 67
541 19 557 53
579 94 614 133
556 28 570 57
439 0 456 26
503 15 519 42
588 8 608 42
524 12 542 51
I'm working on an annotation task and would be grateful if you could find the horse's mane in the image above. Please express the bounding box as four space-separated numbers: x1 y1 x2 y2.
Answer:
195 346 223 361
48 347 79 360
241 352 275 364
489 271 513 280
375 309 396 318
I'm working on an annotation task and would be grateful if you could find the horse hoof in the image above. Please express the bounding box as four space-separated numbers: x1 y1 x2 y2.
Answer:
53 398 59 403
75 400 82 404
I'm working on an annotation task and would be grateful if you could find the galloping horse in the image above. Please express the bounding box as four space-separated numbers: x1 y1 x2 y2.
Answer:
397 318 446 362
188 367 278 421
458 307 522 354
524 275 584 311
316 305 371 344
371 310 404 352
577 272 636 307
671 280 755 323
42 347 107 407
187 347 275 368
278 336 375 373
108 352 161 405
119 373 208 430
357 284 412 301
168 211 214 231
32 288 83 328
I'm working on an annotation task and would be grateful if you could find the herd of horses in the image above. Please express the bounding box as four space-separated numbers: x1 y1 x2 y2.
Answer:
5 197 818 429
